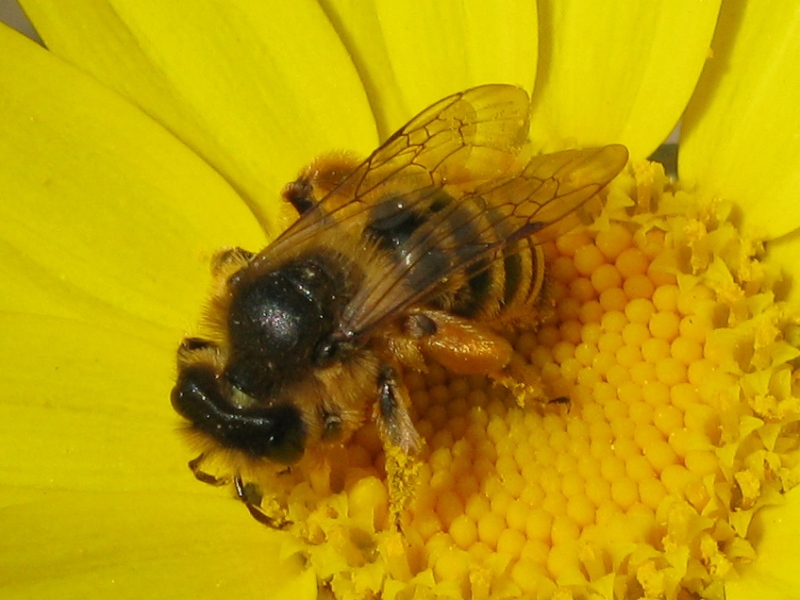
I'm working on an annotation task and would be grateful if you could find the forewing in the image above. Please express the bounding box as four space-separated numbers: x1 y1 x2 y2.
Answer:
477 144 630 242
342 144 630 335
264 85 532 258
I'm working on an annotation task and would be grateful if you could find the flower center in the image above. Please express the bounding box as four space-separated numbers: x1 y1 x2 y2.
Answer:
237 159 800 599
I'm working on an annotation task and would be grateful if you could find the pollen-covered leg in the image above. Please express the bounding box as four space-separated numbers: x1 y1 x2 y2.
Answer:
489 352 550 408
375 365 422 526
410 310 549 406
410 310 515 375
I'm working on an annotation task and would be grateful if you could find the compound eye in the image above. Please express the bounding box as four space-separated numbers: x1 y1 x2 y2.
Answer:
313 338 339 366
313 332 354 368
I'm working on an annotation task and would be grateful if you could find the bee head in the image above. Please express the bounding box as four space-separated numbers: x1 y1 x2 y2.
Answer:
171 363 306 465
223 252 352 396
171 251 354 466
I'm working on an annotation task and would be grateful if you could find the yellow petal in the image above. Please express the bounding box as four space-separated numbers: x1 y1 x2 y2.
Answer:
0 491 308 598
726 487 800 600
0 25 264 333
529 0 719 157
19 0 377 233
680 2 800 239
322 0 538 138
0 315 190 497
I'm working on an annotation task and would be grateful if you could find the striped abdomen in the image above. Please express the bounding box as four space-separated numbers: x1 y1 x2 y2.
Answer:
364 189 546 325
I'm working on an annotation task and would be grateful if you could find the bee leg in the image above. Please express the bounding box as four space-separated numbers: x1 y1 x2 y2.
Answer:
408 310 515 376
281 178 317 215
281 152 361 215
210 247 254 277
233 475 291 530
549 396 572 412
491 352 549 407
375 366 422 529
376 365 421 455
178 337 217 354
409 310 547 406
188 453 230 486
176 337 222 373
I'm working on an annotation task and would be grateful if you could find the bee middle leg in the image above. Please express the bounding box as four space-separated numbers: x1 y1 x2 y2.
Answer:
375 365 423 527
188 453 230 486
375 365 421 455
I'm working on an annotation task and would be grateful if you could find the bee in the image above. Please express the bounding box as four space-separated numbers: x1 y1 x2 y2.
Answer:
171 85 628 487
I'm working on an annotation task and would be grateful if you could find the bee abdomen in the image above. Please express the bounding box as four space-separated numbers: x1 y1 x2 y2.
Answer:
497 236 546 322
365 191 544 321
469 213 545 322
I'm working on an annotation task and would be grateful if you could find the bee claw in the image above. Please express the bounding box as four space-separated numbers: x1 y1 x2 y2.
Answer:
188 453 230 486
548 395 572 412
233 475 292 530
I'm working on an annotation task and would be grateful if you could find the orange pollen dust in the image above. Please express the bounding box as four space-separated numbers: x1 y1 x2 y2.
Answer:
220 159 800 600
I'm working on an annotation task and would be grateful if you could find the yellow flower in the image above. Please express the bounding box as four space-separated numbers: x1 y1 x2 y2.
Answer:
1 1 799 599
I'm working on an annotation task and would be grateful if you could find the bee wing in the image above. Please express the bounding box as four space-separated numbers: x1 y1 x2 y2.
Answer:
259 83 627 340
266 84 533 258
341 144 629 336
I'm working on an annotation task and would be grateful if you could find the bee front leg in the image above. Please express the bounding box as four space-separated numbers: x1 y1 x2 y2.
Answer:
188 453 230 486
233 476 291 530
176 337 222 373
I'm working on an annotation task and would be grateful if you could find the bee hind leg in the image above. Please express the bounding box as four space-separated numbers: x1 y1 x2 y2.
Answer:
489 353 550 408
281 178 318 215
409 310 549 407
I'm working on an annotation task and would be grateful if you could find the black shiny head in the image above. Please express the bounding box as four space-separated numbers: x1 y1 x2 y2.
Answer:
224 252 351 398
171 365 306 464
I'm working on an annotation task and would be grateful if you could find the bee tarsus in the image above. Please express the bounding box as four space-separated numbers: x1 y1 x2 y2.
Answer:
188 453 229 487
233 475 291 530
548 395 572 412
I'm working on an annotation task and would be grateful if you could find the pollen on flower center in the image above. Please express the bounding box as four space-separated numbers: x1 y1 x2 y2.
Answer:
240 160 800 600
